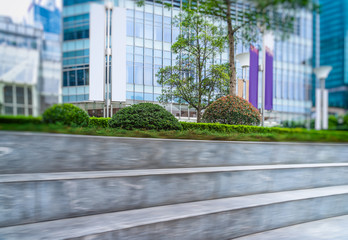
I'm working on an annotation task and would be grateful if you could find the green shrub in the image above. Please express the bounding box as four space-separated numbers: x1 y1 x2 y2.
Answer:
328 115 338 129
181 122 306 134
42 104 89 127
202 95 261 126
0 115 42 124
89 117 110 128
109 103 182 130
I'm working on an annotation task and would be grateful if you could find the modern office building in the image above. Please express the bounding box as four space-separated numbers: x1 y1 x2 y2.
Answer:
313 0 348 112
0 0 61 116
62 0 313 124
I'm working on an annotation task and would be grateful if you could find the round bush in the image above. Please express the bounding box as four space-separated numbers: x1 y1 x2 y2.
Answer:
42 104 89 127
202 95 261 126
109 103 182 130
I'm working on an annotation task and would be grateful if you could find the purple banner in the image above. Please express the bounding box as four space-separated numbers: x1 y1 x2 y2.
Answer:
265 47 273 110
249 45 259 108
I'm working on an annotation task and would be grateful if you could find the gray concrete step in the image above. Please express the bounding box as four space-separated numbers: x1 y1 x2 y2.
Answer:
1 131 347 174
234 215 348 240
2 164 348 227
1 185 348 240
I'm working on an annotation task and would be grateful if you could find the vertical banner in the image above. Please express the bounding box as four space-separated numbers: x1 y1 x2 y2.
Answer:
265 48 273 110
249 45 259 108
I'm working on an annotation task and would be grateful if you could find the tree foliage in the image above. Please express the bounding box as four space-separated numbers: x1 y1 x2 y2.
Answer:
156 10 229 122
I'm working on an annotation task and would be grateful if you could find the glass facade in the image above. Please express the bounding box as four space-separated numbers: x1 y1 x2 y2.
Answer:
63 0 314 124
313 0 348 109
0 17 42 116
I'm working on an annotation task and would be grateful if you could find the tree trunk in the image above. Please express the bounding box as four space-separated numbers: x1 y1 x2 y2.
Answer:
197 107 202 123
226 0 236 96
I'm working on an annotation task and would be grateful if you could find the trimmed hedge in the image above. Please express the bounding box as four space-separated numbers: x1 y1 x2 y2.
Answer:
109 103 182 130
0 115 42 124
43 104 89 127
181 122 307 134
89 117 110 128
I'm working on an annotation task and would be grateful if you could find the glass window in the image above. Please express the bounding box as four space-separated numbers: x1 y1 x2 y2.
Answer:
127 45 133 54
134 63 143 85
16 87 24 104
4 86 13 103
155 26 162 41
127 62 134 84
145 24 153 39
144 93 153 101
145 48 153 56
135 22 143 38
145 56 153 64
135 47 143 55
69 95 77 102
135 11 144 19
144 66 153 86
69 70 76 86
5 106 13 115
17 107 25 115
154 50 162 57
126 91 134 100
135 92 144 100
77 69 85 85
163 51 171 59
85 69 89 85
127 20 134 36
145 13 153 22
163 16 171 25
28 88 32 105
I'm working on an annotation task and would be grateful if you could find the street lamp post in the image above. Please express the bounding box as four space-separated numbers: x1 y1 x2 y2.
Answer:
313 66 332 130
236 52 250 99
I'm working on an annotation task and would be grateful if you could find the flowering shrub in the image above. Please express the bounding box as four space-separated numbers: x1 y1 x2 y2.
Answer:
202 95 261 126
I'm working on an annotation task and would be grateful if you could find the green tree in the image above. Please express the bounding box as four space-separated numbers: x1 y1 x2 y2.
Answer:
157 10 229 122
186 0 315 96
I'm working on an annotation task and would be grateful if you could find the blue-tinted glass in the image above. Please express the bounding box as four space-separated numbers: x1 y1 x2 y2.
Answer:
69 95 77 102
127 20 134 36
154 15 162 24
144 93 153 101
145 56 152 64
135 92 144 100
135 11 144 19
135 22 143 38
77 69 84 85
126 91 134 100
134 63 143 85
164 27 171 42
135 47 143 55
154 50 162 57
63 96 69 103
69 70 76 86
145 48 152 56
145 24 153 39
77 95 85 101
127 62 133 84
63 72 68 86
163 16 171 25
127 9 134 18
144 66 153 86
127 46 133 54
155 26 162 41
135 55 143 63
